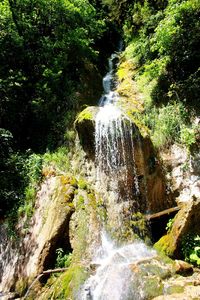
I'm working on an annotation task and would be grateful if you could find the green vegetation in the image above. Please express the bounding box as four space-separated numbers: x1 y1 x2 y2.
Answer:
181 233 200 266
154 234 176 257
1 0 200 298
2 0 200 218
0 0 117 217
55 248 72 268
44 264 87 299
0 0 107 151
165 218 174 233
107 0 200 149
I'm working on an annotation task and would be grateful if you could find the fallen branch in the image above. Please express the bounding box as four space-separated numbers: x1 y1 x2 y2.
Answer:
146 206 180 221
23 267 68 299
42 267 68 274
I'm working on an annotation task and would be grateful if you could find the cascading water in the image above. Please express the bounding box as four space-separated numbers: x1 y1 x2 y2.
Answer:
95 54 139 202
79 52 153 300
80 232 156 300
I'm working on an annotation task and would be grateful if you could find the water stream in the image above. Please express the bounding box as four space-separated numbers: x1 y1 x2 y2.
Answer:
81 232 156 300
80 53 152 299
95 53 139 201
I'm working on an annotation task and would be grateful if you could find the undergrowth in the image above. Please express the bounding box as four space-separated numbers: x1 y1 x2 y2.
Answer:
181 233 200 266
120 0 200 150
6 145 73 236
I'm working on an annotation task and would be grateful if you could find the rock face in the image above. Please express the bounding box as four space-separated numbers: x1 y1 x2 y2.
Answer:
154 144 200 257
152 272 200 300
162 144 200 205
75 106 99 158
0 175 75 295
155 196 200 258
75 105 175 217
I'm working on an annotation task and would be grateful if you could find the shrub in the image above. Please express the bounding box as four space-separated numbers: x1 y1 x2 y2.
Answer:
165 218 174 233
181 233 200 266
43 147 70 174
55 248 72 268
143 101 188 148
180 125 196 150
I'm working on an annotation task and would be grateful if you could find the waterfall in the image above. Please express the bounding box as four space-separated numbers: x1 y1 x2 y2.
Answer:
79 52 151 300
80 233 156 300
95 53 139 201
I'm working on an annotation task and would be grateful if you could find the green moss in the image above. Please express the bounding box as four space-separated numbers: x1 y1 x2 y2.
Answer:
53 264 87 299
60 175 77 187
154 234 176 257
77 195 85 209
63 264 87 298
42 264 88 300
15 278 28 297
143 276 164 299
116 58 150 138
166 285 184 295
75 106 97 124
87 192 97 209
58 175 77 206
141 262 171 280
78 178 87 190
131 212 149 239
96 198 107 223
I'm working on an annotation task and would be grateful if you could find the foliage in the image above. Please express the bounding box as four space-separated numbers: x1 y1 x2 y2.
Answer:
0 0 114 218
42 147 71 174
0 0 106 151
119 0 200 148
0 128 26 215
17 153 43 219
180 124 196 150
55 248 72 268
181 233 200 266
141 101 189 148
165 218 174 233
123 0 200 109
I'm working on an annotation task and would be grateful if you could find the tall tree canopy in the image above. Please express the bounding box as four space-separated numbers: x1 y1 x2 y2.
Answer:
0 0 106 151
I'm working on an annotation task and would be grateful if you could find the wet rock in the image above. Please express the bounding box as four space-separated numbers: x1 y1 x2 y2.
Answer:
0 176 75 294
174 260 193 275
154 196 200 257
0 292 19 300
75 106 175 219
89 263 101 272
161 144 200 205
153 285 200 300
75 106 99 158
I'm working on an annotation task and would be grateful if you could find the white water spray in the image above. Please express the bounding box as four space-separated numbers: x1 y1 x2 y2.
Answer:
80 233 156 300
95 53 139 199
80 52 151 300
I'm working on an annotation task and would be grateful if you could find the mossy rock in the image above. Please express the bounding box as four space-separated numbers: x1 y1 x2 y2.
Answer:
165 285 185 295
143 276 164 299
77 177 88 190
39 264 88 300
75 106 99 158
154 234 176 258
154 198 200 259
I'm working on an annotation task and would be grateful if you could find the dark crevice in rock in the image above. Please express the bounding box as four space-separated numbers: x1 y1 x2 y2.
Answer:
149 210 179 243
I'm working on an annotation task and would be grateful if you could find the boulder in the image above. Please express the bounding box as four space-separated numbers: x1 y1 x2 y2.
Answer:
75 106 175 216
154 196 200 257
75 106 99 158
161 144 200 205
0 175 75 294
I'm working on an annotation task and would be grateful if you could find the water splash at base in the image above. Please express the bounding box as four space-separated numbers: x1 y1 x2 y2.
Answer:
80 232 156 300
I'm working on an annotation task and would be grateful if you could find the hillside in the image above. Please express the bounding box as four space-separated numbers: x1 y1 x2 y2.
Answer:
0 1 200 299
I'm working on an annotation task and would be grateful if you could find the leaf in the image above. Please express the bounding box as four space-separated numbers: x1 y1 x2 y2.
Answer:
190 253 199 262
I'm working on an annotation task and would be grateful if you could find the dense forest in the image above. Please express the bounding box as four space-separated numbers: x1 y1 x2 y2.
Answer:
1 0 200 222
